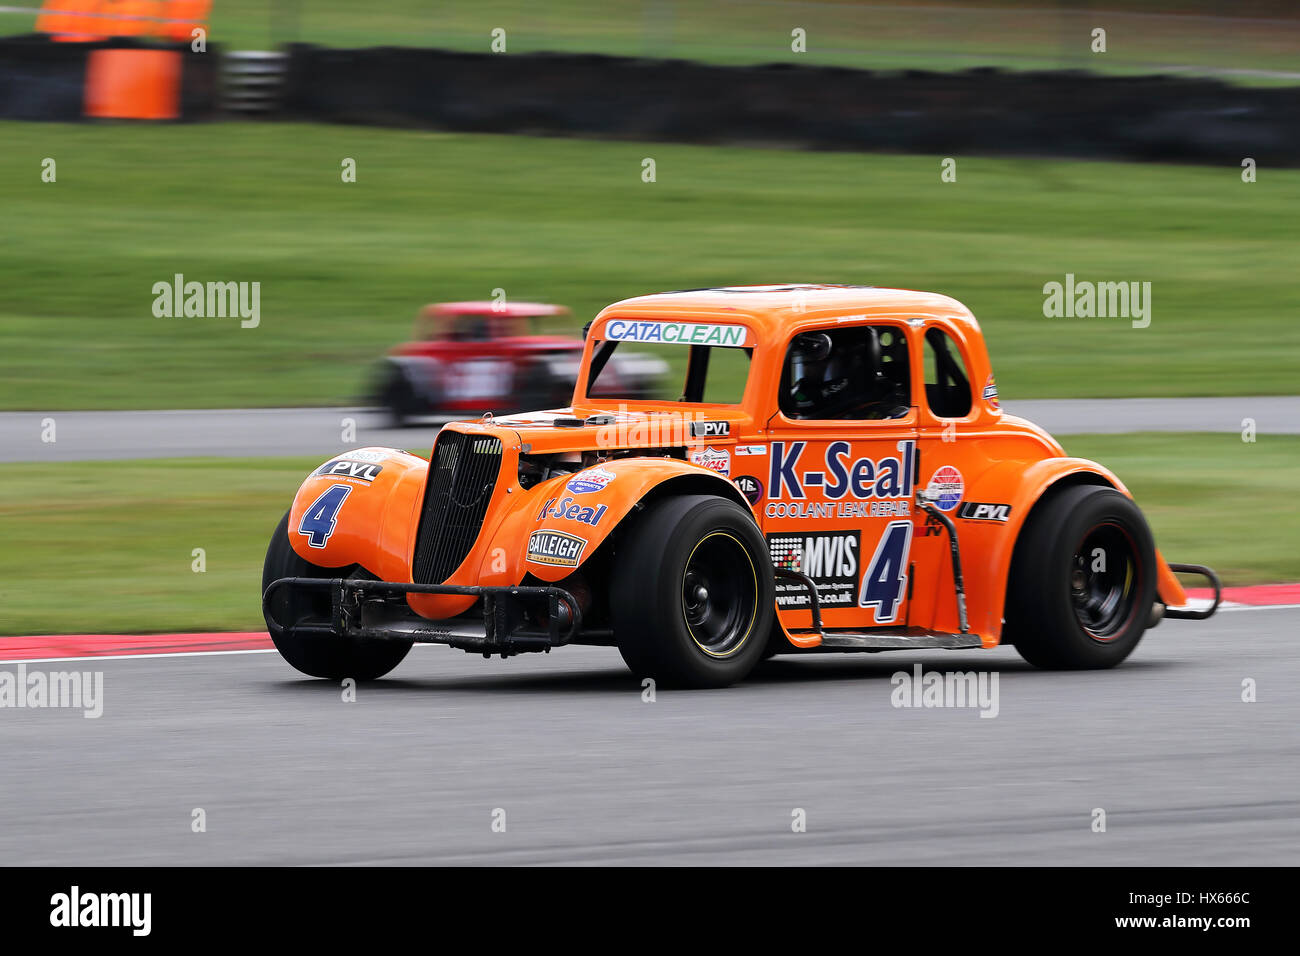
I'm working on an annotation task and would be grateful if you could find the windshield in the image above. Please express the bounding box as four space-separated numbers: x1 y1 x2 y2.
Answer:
587 339 751 403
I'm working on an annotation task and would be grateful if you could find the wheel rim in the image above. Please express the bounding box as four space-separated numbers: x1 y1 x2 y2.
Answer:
681 531 758 658
1070 521 1141 641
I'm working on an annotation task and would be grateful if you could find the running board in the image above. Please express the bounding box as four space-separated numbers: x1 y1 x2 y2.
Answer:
796 631 983 651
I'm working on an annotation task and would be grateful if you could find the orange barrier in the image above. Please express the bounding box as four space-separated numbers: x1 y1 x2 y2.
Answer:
83 47 180 119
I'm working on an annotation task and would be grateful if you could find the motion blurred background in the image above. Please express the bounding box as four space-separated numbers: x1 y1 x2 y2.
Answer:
0 0 1296 635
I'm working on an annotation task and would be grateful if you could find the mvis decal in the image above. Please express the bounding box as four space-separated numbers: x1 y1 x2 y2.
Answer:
768 531 860 609
602 320 749 347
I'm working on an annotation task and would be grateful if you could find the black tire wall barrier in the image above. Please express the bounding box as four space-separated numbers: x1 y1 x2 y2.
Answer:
281 45 1300 166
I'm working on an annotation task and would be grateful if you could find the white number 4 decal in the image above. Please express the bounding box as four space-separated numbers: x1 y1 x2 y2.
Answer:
859 520 913 623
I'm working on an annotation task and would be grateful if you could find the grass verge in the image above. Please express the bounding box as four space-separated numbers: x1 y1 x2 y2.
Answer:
1 432 1294 635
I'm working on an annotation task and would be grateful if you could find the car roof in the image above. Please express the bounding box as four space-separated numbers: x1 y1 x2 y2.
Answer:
427 301 570 318
596 284 980 338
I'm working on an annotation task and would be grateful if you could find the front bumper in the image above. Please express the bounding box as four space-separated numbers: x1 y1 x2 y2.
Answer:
262 577 584 656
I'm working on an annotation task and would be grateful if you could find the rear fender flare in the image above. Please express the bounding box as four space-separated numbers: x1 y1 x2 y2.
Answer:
973 457 1180 640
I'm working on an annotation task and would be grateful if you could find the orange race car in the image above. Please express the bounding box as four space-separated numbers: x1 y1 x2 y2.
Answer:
262 285 1220 688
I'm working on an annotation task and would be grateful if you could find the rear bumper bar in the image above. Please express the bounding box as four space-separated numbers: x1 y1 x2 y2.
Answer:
1163 563 1222 621
262 577 583 655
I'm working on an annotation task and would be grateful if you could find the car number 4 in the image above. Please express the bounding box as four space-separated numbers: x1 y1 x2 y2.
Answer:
298 484 352 549
859 520 913 624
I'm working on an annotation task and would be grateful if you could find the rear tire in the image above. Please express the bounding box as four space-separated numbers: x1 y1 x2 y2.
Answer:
611 495 774 688
1004 485 1156 669
261 510 412 680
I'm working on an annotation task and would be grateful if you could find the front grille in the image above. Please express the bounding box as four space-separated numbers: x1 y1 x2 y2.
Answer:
412 430 503 584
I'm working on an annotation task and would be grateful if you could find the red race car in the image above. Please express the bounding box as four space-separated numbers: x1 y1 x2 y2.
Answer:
373 300 667 425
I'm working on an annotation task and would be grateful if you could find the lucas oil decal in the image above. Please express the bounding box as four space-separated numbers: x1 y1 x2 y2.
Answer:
689 446 731 476
925 465 964 512
527 531 587 567
765 440 915 518
566 467 616 495
768 532 860 609
537 496 608 527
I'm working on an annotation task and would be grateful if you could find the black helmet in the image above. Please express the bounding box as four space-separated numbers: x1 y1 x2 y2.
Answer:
787 329 880 418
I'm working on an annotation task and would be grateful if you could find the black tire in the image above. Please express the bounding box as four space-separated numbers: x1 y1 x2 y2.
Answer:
380 367 422 428
515 362 571 412
261 510 412 680
1004 485 1156 669
611 495 774 688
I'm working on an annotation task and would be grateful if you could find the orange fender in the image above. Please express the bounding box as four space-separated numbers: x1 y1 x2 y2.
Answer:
409 455 749 621
502 457 751 585
963 457 1183 642
287 447 428 584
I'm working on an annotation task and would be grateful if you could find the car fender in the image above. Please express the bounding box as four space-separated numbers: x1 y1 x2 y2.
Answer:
964 456 1184 641
483 457 752 586
287 447 428 583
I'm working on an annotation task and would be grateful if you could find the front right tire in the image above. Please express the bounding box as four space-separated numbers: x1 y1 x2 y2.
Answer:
262 510 412 680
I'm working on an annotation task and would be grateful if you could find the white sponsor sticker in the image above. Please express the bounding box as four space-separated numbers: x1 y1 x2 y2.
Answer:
689 446 731 476
602 319 749 347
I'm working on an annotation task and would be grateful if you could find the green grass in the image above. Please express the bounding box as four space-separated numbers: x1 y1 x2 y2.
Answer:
1 433 1295 635
6 0 1298 81
1 122 1298 411
1061 433 1300 588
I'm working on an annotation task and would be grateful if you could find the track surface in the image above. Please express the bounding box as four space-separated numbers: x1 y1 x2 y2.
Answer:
1 609 1294 865
4 396 1299 462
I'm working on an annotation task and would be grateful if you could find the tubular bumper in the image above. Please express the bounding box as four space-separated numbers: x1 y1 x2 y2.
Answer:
1163 563 1222 621
262 577 583 655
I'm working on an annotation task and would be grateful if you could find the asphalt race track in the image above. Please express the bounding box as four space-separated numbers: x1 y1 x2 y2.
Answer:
1 607 1294 865
4 396 1299 462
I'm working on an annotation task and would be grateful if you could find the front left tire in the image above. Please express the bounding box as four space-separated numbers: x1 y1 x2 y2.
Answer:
611 494 774 688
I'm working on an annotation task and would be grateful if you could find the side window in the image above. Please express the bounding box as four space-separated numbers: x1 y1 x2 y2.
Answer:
779 325 910 421
923 327 972 418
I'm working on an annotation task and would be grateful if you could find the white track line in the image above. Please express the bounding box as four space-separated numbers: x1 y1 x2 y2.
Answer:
0 648 278 665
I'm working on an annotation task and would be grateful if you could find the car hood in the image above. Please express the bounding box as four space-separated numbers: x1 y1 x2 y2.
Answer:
444 406 752 455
